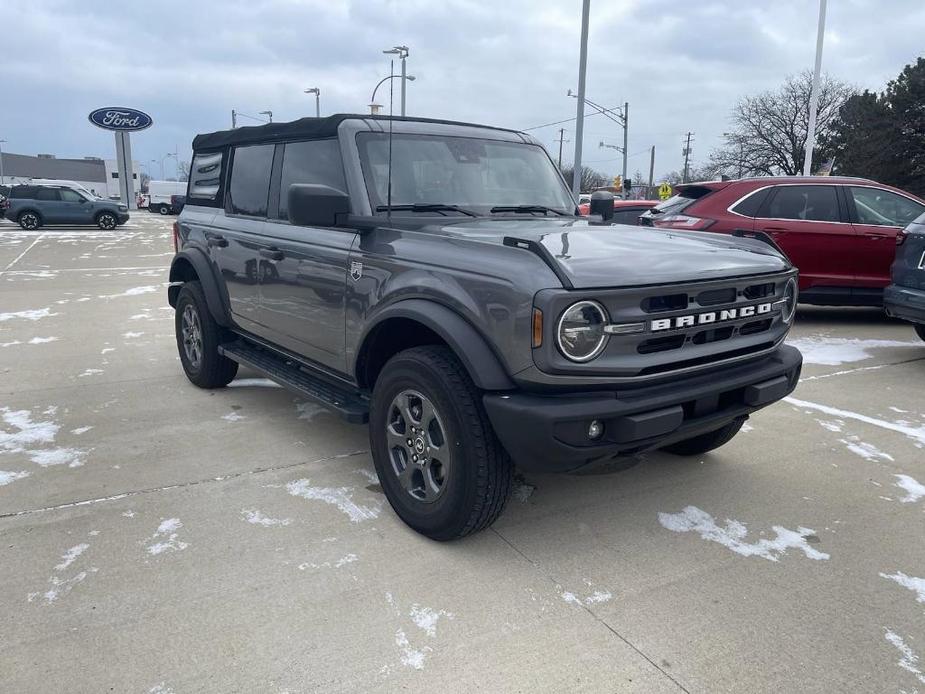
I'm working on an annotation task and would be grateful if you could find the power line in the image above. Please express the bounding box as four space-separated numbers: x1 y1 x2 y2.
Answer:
521 101 625 132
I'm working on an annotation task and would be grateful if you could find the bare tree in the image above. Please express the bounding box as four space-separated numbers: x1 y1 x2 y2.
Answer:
559 165 608 193
708 71 855 177
176 160 191 182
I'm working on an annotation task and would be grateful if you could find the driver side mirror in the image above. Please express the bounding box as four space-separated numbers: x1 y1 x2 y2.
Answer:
588 190 614 224
288 184 350 227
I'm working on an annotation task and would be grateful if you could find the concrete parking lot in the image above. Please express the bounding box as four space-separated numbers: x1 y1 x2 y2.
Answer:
2 214 925 693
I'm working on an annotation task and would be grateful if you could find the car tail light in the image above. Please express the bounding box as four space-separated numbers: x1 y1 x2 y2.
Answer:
896 229 908 246
172 221 179 253
652 214 715 230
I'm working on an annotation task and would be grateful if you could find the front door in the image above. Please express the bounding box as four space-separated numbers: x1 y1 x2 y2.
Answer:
754 184 857 290
58 188 94 224
846 185 925 288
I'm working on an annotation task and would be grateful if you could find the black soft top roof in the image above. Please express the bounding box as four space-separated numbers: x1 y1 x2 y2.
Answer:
192 113 521 151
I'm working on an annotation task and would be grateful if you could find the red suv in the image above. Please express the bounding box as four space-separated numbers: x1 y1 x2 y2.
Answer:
641 177 925 306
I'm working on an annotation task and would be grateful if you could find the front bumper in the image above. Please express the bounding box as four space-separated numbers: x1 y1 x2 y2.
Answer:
116 212 131 224
884 283 925 325
483 344 802 473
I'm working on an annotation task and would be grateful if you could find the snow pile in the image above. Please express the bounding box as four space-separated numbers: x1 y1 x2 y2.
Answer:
787 336 921 365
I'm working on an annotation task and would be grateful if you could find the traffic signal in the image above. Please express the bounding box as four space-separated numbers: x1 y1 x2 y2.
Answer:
613 175 622 189
623 178 632 192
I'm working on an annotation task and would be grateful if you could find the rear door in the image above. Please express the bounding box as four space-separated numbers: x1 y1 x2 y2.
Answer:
213 143 276 333
33 187 62 223
58 188 93 224
258 138 355 372
846 185 925 288
754 184 856 290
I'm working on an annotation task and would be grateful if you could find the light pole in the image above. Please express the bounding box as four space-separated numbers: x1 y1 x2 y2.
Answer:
803 0 827 176
382 46 410 116
572 0 590 197
304 87 320 117
370 74 416 115
0 139 6 186
259 110 273 123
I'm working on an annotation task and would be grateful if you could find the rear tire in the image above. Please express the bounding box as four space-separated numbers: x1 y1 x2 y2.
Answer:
662 418 745 456
158 204 170 215
175 281 238 388
18 211 41 230
369 345 513 541
915 324 925 342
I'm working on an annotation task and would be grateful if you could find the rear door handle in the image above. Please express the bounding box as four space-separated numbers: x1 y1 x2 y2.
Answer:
259 247 284 261
761 226 788 234
206 235 227 248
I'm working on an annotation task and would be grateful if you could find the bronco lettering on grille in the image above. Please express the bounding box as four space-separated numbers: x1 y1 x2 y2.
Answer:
650 302 773 332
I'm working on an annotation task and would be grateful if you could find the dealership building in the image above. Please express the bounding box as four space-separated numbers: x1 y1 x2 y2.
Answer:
0 151 140 199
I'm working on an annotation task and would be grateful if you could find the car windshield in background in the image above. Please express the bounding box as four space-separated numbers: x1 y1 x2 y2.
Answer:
356 133 574 216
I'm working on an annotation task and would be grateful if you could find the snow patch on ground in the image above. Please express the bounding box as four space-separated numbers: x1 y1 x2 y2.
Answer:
146 518 189 555
787 336 921 365
658 505 830 562
222 411 246 422
0 470 29 486
786 397 925 449
395 629 427 670
839 436 894 462
54 543 89 571
27 543 96 604
895 474 925 504
295 400 326 420
356 468 379 484
78 368 103 377
122 331 144 339
885 629 925 686
70 426 93 435
817 419 844 433
560 588 613 606
241 508 292 527
409 604 455 637
287 478 382 522
0 307 58 322
881 571 925 607
298 553 358 571
385 593 454 670
0 407 85 468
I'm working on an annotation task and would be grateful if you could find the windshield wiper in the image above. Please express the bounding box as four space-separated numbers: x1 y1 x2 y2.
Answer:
375 203 478 217
490 205 567 216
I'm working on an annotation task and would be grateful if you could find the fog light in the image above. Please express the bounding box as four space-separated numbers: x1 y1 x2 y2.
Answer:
588 420 604 440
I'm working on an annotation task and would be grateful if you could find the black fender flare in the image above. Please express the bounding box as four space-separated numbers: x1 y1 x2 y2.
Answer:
168 248 232 327
358 299 515 391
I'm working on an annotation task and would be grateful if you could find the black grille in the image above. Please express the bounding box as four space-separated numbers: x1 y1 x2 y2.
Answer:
637 335 685 354
641 293 688 313
744 282 775 300
697 287 737 306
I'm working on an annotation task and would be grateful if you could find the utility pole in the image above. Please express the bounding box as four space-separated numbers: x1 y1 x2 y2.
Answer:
304 88 320 117
556 128 569 169
803 0 827 176
0 139 6 186
622 101 629 186
647 145 655 198
682 132 693 183
572 0 591 197
231 109 237 128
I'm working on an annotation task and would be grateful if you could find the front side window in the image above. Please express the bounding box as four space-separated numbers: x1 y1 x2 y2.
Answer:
762 185 839 222
59 189 85 202
356 133 574 215
228 145 274 217
277 139 346 220
35 188 60 201
189 151 224 202
849 186 924 227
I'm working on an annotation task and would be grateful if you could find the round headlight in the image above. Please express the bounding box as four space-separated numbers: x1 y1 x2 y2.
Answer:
782 278 797 323
556 300 609 362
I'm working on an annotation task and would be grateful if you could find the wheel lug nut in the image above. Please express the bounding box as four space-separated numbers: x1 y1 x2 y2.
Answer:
407 439 413 446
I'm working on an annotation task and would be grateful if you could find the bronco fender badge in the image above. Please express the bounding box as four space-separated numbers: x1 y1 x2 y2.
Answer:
350 261 363 281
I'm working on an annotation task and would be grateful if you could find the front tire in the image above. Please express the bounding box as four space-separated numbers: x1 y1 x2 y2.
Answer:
915 324 925 342
661 418 745 456
158 204 170 215
18 211 41 230
96 212 117 230
175 281 238 388
369 345 513 541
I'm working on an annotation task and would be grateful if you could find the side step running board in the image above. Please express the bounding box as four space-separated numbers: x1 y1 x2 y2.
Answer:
219 341 369 424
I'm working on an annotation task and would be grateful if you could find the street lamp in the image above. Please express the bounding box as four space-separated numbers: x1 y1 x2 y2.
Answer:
0 139 6 186
369 74 416 115
259 110 273 123
304 87 320 118
382 45 410 116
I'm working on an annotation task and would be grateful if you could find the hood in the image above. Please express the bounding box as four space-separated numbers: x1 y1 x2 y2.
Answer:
432 218 790 289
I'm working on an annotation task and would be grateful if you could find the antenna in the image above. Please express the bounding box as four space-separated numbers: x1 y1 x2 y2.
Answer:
386 59 394 222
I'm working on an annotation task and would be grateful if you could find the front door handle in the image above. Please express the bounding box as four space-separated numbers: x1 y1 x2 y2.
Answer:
206 235 228 248
864 233 889 240
761 226 788 234
259 247 284 261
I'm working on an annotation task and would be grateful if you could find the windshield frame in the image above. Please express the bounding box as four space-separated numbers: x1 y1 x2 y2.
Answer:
354 131 576 217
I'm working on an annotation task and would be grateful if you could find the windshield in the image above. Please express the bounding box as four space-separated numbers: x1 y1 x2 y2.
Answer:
356 133 575 215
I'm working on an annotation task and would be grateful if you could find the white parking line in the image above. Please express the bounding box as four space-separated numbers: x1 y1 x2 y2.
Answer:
3 233 46 272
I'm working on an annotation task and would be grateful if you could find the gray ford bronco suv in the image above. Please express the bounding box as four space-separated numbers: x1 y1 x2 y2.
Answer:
168 114 802 540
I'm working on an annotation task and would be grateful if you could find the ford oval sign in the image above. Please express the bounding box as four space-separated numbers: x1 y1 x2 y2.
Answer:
88 107 153 132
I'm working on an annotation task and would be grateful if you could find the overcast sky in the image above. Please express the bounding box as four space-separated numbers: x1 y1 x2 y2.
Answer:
2 0 923 182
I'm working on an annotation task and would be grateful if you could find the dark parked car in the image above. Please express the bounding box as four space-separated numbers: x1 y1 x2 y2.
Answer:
641 177 925 306
170 195 186 215
169 114 801 540
1 184 129 230
884 212 925 341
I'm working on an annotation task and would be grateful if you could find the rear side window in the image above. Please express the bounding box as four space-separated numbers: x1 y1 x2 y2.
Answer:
650 185 714 216
10 186 36 199
276 139 346 220
731 187 771 217
228 144 274 217
849 186 924 227
189 151 224 204
762 185 839 222
35 188 60 201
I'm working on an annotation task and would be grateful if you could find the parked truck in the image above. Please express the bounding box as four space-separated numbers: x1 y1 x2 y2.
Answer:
148 180 187 215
